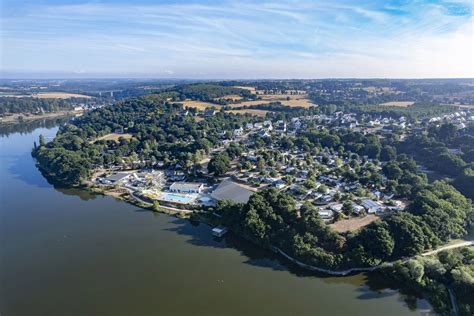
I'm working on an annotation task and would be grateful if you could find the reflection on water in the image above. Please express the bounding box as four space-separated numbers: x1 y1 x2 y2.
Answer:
0 122 436 316
0 116 70 137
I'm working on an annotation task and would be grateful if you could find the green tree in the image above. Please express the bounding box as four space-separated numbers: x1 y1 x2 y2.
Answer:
208 153 230 176
39 134 46 147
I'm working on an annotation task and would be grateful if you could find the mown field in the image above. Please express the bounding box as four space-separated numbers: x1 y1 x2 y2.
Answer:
380 101 415 107
232 86 257 93
179 93 317 112
329 214 379 233
96 133 134 142
214 94 243 101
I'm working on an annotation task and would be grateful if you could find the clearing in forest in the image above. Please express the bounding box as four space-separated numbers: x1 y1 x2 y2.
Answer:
380 101 415 107
96 133 133 142
329 214 379 233
180 100 219 110
232 86 257 93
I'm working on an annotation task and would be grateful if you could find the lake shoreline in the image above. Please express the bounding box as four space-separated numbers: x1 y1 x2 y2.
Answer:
0 109 82 125
84 181 474 274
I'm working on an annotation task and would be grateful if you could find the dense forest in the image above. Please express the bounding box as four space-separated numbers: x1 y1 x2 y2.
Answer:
399 123 474 199
0 97 74 115
169 83 255 104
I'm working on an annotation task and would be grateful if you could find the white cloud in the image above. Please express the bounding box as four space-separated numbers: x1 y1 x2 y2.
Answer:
1 0 473 78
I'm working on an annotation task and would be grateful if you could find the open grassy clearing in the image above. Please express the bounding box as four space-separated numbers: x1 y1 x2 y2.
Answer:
228 100 274 107
180 100 219 110
226 109 269 117
260 94 308 100
232 86 256 93
179 95 315 111
329 214 378 233
380 101 415 107
213 94 243 101
280 99 317 108
96 133 133 142
33 92 93 99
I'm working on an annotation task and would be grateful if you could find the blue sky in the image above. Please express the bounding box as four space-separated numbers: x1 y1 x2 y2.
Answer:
1 0 473 78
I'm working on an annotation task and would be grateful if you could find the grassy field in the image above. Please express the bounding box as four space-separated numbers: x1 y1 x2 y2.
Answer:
232 94 316 108
214 94 243 101
33 92 93 99
232 86 256 93
380 101 415 107
280 99 317 108
260 94 307 100
329 214 378 233
180 100 218 110
96 133 133 142
226 109 269 116
228 100 274 107
180 95 317 111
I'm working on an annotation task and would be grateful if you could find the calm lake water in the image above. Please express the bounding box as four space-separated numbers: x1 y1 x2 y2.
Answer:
0 122 436 316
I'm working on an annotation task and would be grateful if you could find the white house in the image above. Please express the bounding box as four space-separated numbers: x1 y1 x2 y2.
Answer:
233 127 244 136
169 182 204 194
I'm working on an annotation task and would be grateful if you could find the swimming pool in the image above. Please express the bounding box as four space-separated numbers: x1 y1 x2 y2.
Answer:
158 192 194 203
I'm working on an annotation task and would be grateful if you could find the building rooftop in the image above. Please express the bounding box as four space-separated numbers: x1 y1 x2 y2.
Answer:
104 172 130 182
361 199 381 209
169 182 204 190
211 180 254 204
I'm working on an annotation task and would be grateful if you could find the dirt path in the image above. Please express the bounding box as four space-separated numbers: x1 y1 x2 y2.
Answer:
421 241 474 256
274 239 474 276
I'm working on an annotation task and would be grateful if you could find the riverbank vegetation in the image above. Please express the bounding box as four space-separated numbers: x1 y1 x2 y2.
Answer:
381 247 474 315
0 97 74 115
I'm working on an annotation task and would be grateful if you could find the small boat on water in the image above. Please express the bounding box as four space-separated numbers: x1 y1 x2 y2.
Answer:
212 226 228 237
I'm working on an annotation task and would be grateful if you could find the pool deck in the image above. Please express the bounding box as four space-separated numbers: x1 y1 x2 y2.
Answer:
157 192 197 204
141 189 199 204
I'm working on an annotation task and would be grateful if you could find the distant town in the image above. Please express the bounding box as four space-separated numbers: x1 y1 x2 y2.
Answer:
92 104 473 233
